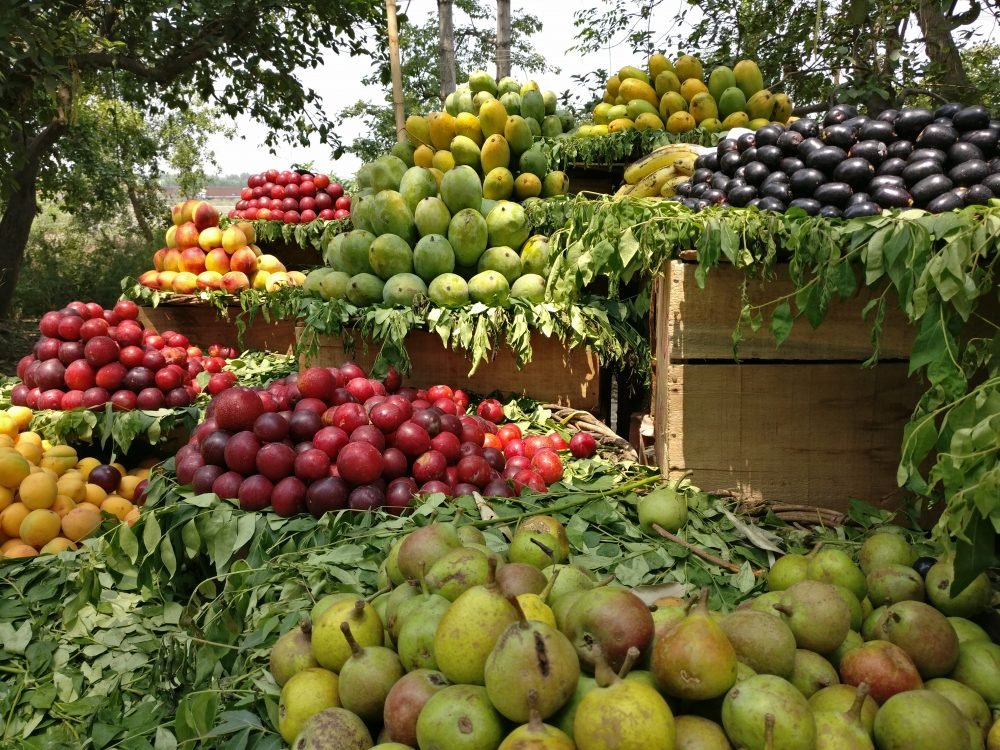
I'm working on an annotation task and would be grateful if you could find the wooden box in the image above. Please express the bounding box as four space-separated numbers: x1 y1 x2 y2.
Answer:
298 326 601 410
138 302 297 353
653 260 923 512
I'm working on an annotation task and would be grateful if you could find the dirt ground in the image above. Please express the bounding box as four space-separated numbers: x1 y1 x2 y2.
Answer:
0 318 37 376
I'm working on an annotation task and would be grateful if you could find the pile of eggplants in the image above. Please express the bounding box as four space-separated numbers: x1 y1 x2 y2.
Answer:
676 103 1000 217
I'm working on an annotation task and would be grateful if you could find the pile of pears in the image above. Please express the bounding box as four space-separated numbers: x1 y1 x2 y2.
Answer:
266 515 999 750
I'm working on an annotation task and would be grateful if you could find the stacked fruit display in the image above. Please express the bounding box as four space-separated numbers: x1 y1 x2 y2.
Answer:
8 299 237 412
229 168 352 223
0 415 152 558
174 364 589 516
581 54 792 136
137 199 305 295
266 518 999 750
615 143 701 198
302 160 552 307
677 102 1000 215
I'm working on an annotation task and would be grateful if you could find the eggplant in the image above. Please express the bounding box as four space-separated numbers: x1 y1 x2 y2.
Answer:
737 133 757 152
960 129 1000 158
813 181 853 208
797 137 826 160
933 117 955 126
739 147 759 166
711 173 731 191
761 170 789 188
720 151 742 176
916 123 958 150
824 104 858 126
948 159 991 187
703 188 727 204
877 109 901 124
734 166 748 180
872 185 913 209
790 168 827 197
780 157 806 175
788 197 822 215
910 174 954 207
850 140 889 166
754 124 784 147
728 184 758 207
895 108 935 139
807 145 848 173
747 197 763 209
777 130 805 154
991 158 1000 173
964 183 993 205
762 181 793 203
907 148 947 165
789 118 820 138
843 201 882 218
902 159 944 187
819 205 844 218
756 145 784 170
947 141 984 165
869 174 906 191
982 173 1000 197
887 140 914 160
926 190 965 213
757 196 787 212
952 105 990 132
690 182 710 198
859 120 895 143
718 138 739 155
832 157 876 190
822 124 856 150
702 153 721 172
843 116 869 132
744 162 771 187
695 154 713 170
725 177 747 192
691 167 714 184
934 102 963 120
675 182 692 197
847 192 872 207
877 158 908 177
694 199 710 211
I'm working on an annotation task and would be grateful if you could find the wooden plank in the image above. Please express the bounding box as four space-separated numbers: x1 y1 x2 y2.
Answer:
565 164 626 196
658 260 915 362
300 327 601 410
653 363 924 512
138 305 297 353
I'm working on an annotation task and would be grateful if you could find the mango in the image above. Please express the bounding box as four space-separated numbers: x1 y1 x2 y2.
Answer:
772 93 793 123
371 190 417 245
719 87 748 119
605 75 621 97
504 116 533 155
618 78 659 108
444 92 458 117
428 111 457 151
748 117 772 130
542 115 563 137
497 76 520 95
346 273 385 306
634 112 664 131
607 104 628 122
708 65 737 102
455 112 484 145
486 201 529 249
674 54 703 82
648 53 673 80
469 70 498 95
454 89 474 114
383 273 427 306
541 171 569 198
391 141 416 167
520 235 551 275
468 271 510 307
413 145 434 168
440 165 482 214
689 92 719 124
680 78 708 102
659 92 688 121
654 70 681 98
734 59 765 99
722 112 750 129
513 173 542 200
405 115 431 147
399 167 438 212
472 91 495 115
483 168 514 200
499 92 521 116
608 118 635 133
368 234 413 280
449 135 481 170
520 80 539 94
524 117 541 137
431 150 455 173
370 155 408 192
521 90 545 123
593 103 613 125
746 89 776 121
481 134 511 173
479 99 509 138
618 65 650 84
447 208 489 266
414 197 452 237
626 99 660 120
667 111 696 133
700 118 722 133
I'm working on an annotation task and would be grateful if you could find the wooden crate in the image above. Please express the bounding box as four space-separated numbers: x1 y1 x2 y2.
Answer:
298 326 601 410
565 163 626 195
139 303 297 353
653 260 923 512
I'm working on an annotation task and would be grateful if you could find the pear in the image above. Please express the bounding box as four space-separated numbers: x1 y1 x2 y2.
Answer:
391 572 450 642
858 532 915 575
720 609 796 678
433 560 519 685
397 522 462 581
880 600 959 678
807 548 867 601
865 564 924 606
312 592 359 624
949 616 992 645
549 674 597 739
384 580 421 640
337 621 404 724
722 674 816 750
925 677 992 740
518 515 570 561
925 557 992 618
950 641 1000 705
652 587 738 700
767 553 810 591
497 562 549 597
809 684 878 736
385 537 405 585
290 706 373 750
415 684 505 750
774 580 850 655
573 647 676 750
828 630 863 670
788 650 839 698
542 564 596 604
638 482 688 533
457 524 486 545
749 591 784 616
873 689 971 749
498 689 576 750
675 715 732 749
485 596 580 722
270 622 320 686
564 586 654 674
382 669 450 747
278 667 341 745
425 545 491 600
397 594 450 671
312 598 384 672
509 530 561 569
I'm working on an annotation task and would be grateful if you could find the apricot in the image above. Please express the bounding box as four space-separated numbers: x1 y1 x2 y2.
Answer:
118 476 143 501
84 483 108 506
100 495 133 522
19 508 61 547
14 442 42 465
76 457 101 480
0 452 31 489
124 507 141 526
0 436 13 449
3 543 38 558
40 445 78 476
0 414 18 440
15 430 42 447
6 406 33 431
18 471 57 510
0 502 30 538
61 505 102 542
111 462 127 478
0 486 12 512
40 537 77 554
0 538 24 553
57 475 85 503
51 495 76 518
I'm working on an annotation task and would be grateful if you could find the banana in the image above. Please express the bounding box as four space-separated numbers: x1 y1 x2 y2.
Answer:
623 145 700 184
631 165 677 198
670 153 697 177
660 175 691 198
615 182 635 197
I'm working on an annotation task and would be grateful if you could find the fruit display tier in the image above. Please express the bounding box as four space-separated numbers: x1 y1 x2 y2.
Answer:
226 215 350 270
540 126 721 171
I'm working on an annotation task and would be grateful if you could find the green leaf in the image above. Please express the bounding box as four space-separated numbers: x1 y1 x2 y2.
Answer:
953 512 1000 593
769 301 794 347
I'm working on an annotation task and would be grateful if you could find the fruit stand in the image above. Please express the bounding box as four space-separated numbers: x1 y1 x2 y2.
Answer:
2 44 1000 750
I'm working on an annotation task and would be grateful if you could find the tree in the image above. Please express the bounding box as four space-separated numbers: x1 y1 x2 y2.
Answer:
439 0 458 100
338 0 553 164
497 0 512 79
0 0 382 317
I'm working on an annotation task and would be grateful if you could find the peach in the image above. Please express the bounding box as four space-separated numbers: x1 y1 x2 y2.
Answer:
172 272 199 295
265 272 291 292
19 508 61 547
7 408 32 431
153 248 168 271
257 254 285 274
248 244 263 257
192 201 220 231
0 451 31 489
157 271 179 290
170 203 185 227
14 441 42 465
287 271 306 286
61 505 102 541
179 247 206 274
198 226 224 251
252 270 271 291
57 475 85 502
1 538 23 554
100 495 133 522
221 226 248 254
235 221 256 244
196 271 223 290
0 487 12 512
0 503 29 537
51 495 76 518
83 483 107 506
76 457 100 479
205 247 231 274
229 247 258 275
118 475 143 501
138 270 161 290
162 248 182 272
124 507 141 526
174 220 200 248
180 199 200 224
18 471 56 510
165 224 178 247
3 544 38 559
40 446 77 476
221 271 251 295
40 537 77 554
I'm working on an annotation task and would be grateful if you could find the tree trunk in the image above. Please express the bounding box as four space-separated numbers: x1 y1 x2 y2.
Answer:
437 0 456 102
496 0 512 80
386 0 407 140
0 123 66 318
126 183 155 243
914 0 973 102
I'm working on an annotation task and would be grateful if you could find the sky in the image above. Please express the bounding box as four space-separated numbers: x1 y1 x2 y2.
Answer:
204 0 687 179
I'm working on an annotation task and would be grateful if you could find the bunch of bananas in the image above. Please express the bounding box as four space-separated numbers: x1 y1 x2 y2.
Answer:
615 143 699 198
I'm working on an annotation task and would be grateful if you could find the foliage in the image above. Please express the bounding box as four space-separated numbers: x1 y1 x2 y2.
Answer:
539 128 720 170
960 43 1000 112
338 0 554 163
220 215 350 255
